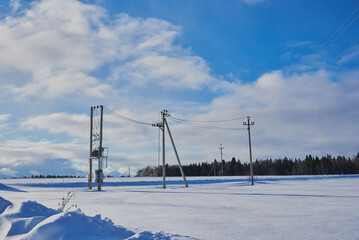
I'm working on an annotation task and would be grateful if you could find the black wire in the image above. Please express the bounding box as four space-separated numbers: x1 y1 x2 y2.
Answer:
266 7 359 104
335 36 359 61
93 108 99 132
91 108 99 149
169 118 247 131
96 108 101 131
318 6 359 54
102 106 247 131
169 115 247 123
103 107 153 126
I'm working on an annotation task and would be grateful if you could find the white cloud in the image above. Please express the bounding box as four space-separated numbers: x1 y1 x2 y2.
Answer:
143 68 357 167
0 114 12 129
0 0 214 101
0 167 17 177
29 170 39 176
2 68 359 177
0 139 88 177
0 0 113 100
0 0 358 178
10 0 21 13
0 0 107 71
197 69 358 158
0 114 11 123
22 112 89 138
337 45 359 65
114 54 214 89
285 41 314 48
19 110 159 169
17 67 359 169
0 139 87 164
9 69 112 100
20 110 157 145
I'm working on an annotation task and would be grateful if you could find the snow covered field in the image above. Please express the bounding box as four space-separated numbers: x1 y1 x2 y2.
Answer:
1 175 359 239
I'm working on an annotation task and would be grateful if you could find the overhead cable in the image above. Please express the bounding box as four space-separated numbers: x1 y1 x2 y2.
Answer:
102 106 247 131
266 6 359 105
168 117 247 131
335 36 359 61
318 6 359 53
169 115 247 123
322 13 359 52
103 106 153 126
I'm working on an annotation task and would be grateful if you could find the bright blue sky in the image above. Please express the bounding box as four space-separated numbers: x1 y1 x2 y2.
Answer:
0 0 358 177
98 0 359 79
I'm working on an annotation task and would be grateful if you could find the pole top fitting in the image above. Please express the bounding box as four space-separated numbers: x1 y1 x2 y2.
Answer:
162 109 170 117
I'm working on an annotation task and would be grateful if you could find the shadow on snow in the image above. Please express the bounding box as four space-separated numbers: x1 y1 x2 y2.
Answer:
6 174 359 189
0 183 26 192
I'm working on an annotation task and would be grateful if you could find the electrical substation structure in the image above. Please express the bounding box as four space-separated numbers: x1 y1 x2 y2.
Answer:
89 105 108 191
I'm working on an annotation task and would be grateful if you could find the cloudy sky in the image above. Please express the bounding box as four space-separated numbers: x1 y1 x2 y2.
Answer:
0 0 358 178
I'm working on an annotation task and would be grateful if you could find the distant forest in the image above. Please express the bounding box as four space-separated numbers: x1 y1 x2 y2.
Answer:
136 153 359 177
29 175 84 178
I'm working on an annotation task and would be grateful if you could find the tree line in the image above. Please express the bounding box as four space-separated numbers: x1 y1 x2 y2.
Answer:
30 175 84 178
136 153 359 177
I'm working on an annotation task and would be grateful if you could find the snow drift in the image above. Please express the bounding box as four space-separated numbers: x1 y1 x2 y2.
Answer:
0 196 195 240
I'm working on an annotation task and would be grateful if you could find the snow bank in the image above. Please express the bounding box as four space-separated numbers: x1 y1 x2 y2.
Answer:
0 197 196 240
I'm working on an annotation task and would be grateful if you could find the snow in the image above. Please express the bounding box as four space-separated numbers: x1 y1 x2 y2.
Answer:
1 175 359 239
0 197 192 240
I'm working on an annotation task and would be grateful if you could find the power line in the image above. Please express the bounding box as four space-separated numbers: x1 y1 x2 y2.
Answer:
322 13 359 52
102 106 247 130
318 6 359 53
169 115 247 123
168 117 247 131
103 107 153 126
267 7 359 104
93 108 99 132
335 36 359 61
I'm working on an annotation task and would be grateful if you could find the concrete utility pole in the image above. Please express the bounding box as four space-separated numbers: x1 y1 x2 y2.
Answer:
164 118 188 187
98 105 104 191
219 144 224 176
214 159 216 176
89 105 105 191
162 110 166 189
152 109 188 188
151 113 166 188
89 107 93 190
158 127 161 166
243 116 255 185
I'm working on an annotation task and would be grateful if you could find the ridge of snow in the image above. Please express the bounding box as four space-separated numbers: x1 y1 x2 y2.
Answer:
0 197 196 240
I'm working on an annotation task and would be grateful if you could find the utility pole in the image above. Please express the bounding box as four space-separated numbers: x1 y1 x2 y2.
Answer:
162 110 166 189
89 107 93 190
152 109 188 188
243 116 255 185
164 117 188 187
214 159 216 176
89 105 105 191
219 144 224 176
98 105 103 191
152 111 166 188
158 127 160 166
